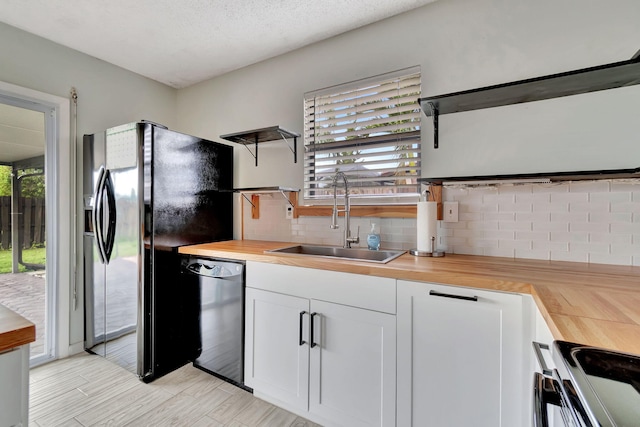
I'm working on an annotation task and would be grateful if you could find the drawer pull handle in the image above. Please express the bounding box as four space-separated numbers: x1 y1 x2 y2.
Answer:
299 311 307 346
310 312 318 348
429 290 478 302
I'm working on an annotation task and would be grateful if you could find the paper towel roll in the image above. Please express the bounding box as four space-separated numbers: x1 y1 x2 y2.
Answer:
416 201 438 252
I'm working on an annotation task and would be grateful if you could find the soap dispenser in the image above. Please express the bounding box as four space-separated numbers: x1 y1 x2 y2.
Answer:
367 223 381 251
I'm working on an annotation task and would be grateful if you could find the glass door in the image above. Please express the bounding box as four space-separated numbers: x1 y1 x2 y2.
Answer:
0 96 56 366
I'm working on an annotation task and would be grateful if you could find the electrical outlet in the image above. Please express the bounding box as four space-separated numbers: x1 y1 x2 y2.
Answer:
285 205 293 219
443 201 459 222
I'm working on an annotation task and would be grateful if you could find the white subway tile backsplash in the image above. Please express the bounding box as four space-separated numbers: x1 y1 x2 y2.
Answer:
569 201 609 213
241 180 640 266
482 212 515 222
468 220 498 230
570 222 610 233
515 193 551 204
590 232 632 244
551 192 588 203
533 221 569 232
611 222 640 234
570 242 610 254
499 221 533 231
590 191 631 204
588 253 633 266
550 212 588 223
459 212 483 221
550 231 589 243
611 202 640 213
550 251 589 263
483 194 515 204
483 247 515 258
488 230 516 240
499 240 533 251
532 202 569 213
517 212 551 222
589 212 633 223
532 240 569 252
515 248 551 260
515 231 550 241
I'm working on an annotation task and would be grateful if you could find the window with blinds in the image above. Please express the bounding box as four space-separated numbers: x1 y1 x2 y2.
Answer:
303 66 421 204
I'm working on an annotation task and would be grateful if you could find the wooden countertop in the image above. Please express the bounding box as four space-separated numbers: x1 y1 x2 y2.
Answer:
0 304 36 353
179 240 640 355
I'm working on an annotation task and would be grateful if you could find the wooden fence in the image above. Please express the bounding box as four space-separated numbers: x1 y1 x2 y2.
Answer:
0 196 46 250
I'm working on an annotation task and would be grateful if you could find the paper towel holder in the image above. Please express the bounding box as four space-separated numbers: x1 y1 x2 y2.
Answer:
410 236 445 257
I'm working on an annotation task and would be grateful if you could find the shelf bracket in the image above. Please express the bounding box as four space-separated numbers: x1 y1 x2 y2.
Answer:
278 190 296 208
240 192 256 208
427 102 439 149
235 135 258 166
278 131 297 163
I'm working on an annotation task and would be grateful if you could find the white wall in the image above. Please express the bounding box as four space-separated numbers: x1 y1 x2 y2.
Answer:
176 0 640 265
0 22 178 351
176 0 640 186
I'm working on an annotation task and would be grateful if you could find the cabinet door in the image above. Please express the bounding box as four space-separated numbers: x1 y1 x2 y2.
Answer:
0 346 27 427
309 300 396 427
244 287 310 412
397 281 524 427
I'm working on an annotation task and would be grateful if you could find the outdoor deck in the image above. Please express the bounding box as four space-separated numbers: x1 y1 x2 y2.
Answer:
0 271 45 357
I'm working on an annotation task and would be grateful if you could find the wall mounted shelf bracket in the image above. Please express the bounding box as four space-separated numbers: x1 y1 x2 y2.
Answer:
418 50 640 149
221 126 299 166
234 186 300 219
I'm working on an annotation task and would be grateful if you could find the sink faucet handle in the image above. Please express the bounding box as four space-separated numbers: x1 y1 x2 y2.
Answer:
347 226 360 244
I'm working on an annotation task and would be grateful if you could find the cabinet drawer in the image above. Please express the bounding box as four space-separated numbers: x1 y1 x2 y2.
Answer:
246 261 396 314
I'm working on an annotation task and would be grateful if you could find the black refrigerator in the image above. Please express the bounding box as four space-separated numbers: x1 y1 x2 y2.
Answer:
83 121 233 382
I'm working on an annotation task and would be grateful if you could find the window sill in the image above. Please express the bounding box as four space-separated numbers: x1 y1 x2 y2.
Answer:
295 204 417 218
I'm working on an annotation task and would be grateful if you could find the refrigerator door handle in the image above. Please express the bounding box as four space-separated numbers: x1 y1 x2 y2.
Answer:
102 170 117 263
93 166 107 264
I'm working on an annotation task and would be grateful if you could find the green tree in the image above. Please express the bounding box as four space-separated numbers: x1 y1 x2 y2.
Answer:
0 165 45 197
0 165 11 196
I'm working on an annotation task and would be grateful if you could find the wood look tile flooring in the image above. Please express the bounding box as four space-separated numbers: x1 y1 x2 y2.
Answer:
29 353 320 427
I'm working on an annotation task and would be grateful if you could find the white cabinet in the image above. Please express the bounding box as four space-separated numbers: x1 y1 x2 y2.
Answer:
245 262 396 427
0 344 29 427
397 280 526 427
245 288 309 411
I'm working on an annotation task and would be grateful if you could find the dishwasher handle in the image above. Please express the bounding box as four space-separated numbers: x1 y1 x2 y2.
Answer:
184 260 243 278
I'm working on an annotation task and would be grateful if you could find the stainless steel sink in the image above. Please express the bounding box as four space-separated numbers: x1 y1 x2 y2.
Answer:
266 244 405 264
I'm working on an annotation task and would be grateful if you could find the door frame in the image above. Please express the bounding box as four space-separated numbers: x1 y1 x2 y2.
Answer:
0 80 73 364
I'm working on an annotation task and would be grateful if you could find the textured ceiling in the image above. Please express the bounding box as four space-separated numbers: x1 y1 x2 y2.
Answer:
0 0 437 88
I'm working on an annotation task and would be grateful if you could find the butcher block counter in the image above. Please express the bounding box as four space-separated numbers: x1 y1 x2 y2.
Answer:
179 240 640 355
0 304 35 353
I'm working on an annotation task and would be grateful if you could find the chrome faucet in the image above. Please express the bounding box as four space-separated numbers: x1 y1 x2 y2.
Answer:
330 172 359 248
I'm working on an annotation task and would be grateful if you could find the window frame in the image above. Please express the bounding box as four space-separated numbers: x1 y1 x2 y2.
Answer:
302 66 422 206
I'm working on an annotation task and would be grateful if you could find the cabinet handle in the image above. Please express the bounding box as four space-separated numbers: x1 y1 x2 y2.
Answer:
310 312 318 348
299 311 307 346
429 290 478 302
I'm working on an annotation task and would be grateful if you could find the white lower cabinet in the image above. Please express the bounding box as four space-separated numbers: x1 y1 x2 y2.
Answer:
0 344 29 427
308 299 396 427
245 288 310 412
245 262 396 427
397 280 527 427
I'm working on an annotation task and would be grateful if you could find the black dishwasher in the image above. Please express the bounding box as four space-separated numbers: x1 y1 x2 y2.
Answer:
182 257 248 390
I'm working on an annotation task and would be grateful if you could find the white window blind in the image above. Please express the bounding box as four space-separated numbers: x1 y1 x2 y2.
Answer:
303 66 421 204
